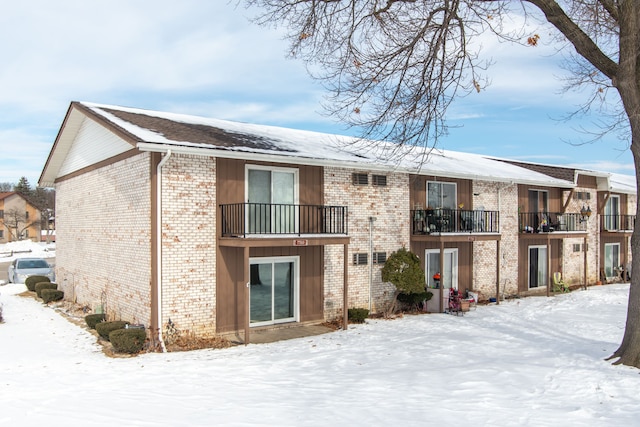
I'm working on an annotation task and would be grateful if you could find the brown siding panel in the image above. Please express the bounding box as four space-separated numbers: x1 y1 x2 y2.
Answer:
411 241 473 294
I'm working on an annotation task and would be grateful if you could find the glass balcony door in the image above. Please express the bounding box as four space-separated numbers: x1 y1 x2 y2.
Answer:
604 196 620 230
247 166 298 234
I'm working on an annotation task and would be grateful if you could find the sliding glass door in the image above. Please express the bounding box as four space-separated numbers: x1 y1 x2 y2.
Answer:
528 245 548 289
247 166 298 234
604 243 620 279
249 257 299 326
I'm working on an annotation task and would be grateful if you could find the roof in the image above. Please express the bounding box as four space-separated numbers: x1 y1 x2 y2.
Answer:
39 101 624 190
0 191 16 201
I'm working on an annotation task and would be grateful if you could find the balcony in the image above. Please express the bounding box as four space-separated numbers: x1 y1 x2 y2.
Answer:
411 208 499 234
600 214 635 232
220 203 348 237
519 212 585 233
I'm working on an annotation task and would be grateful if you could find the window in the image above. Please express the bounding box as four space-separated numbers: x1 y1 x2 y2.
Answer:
0 230 3 238
353 253 368 265
246 165 298 234
372 175 387 187
25 211 29 220
574 191 591 200
0 210 4 219
572 243 582 253
352 173 368 185
372 252 387 264
427 181 456 209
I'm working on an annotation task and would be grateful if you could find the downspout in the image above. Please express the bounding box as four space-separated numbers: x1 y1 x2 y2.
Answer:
368 216 376 312
156 149 172 352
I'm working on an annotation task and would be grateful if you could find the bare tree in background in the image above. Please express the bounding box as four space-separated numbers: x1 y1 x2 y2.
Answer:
2 208 37 242
243 1 640 367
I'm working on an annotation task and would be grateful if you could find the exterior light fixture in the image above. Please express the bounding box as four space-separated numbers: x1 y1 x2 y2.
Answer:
580 205 592 222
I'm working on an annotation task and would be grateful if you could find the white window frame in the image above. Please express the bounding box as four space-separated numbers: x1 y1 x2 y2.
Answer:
427 181 457 210
249 256 300 327
604 195 620 231
245 165 299 234
604 242 621 280
424 248 459 290
528 245 548 289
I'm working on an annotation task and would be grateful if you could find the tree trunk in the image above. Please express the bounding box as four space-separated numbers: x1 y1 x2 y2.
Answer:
608 1 640 367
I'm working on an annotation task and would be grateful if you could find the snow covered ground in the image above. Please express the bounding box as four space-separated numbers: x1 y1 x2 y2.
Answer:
1 241 639 426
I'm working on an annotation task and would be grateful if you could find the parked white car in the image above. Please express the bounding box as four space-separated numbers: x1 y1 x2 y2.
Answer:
7 258 55 284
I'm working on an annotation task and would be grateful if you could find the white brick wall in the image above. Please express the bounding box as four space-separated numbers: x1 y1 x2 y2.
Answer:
55 153 152 325
160 154 217 337
324 168 410 317
472 181 519 298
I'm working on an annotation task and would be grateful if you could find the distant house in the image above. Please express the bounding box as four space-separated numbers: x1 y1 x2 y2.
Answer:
39 101 635 347
0 192 42 243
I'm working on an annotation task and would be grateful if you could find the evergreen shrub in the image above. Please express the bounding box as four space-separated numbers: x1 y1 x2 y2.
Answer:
35 282 57 298
95 321 129 341
41 289 64 303
348 308 370 323
109 328 147 354
398 291 433 306
85 313 106 329
25 275 50 292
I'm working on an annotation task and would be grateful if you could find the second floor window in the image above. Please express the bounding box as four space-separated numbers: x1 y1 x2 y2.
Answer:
427 181 456 209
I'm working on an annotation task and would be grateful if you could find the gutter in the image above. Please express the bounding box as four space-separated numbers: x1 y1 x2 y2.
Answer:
155 149 172 352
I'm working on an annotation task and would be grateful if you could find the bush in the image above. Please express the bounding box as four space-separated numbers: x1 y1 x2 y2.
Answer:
35 282 57 298
109 328 147 354
85 313 106 329
25 275 50 292
41 289 64 303
95 321 129 341
398 291 433 306
348 308 369 323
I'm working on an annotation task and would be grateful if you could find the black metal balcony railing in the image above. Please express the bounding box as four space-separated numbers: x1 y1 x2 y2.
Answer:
411 209 499 234
519 212 585 233
601 214 635 232
220 203 348 237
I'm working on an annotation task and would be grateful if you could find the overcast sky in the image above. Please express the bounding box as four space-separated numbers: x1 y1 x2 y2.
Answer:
0 1 634 187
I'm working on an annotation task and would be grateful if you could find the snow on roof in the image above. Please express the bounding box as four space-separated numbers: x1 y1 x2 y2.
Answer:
81 101 574 187
608 172 636 194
